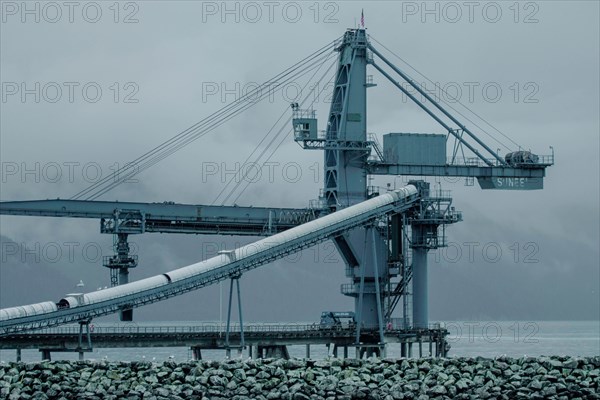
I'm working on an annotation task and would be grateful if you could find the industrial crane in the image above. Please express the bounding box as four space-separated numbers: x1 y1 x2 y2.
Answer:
291 28 552 355
0 28 552 357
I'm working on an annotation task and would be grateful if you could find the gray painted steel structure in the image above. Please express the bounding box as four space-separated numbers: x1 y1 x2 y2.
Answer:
0 324 450 359
0 28 553 355
319 30 392 348
292 28 551 336
0 186 419 335
0 199 318 236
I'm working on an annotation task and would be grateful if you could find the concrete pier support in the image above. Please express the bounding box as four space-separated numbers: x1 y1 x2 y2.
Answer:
356 345 382 359
259 345 289 359
305 344 310 359
191 347 202 361
41 349 51 361
440 339 449 357
16 349 21 362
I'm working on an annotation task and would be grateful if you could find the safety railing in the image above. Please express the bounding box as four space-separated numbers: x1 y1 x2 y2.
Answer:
426 189 452 199
448 154 554 168
18 321 449 336
292 109 316 119
29 323 323 335
15 318 444 336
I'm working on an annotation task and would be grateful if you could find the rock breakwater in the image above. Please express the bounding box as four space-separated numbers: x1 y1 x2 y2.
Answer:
1 356 598 399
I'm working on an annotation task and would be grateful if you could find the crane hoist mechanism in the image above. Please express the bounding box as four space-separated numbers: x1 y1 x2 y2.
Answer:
0 28 552 357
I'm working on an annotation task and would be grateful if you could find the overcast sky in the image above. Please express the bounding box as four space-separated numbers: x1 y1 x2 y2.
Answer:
0 1 598 323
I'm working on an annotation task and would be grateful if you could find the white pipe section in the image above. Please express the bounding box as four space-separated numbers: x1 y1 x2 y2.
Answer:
163 185 416 283
0 186 418 327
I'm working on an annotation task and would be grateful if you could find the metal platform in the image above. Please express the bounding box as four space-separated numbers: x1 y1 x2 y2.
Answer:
0 323 449 361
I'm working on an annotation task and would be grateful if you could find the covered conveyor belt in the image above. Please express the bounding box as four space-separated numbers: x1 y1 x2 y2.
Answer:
0 186 419 335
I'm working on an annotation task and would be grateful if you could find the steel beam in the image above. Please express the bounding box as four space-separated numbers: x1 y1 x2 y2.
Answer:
368 163 546 178
0 199 319 236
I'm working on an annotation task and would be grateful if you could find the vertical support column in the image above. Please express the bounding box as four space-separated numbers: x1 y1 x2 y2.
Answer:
118 267 129 286
411 226 429 329
78 321 84 348
305 344 310 359
225 278 234 354
441 338 449 357
191 347 202 361
78 320 92 350
236 278 244 349
371 228 385 348
402 215 411 330
355 231 368 345
225 273 244 356
86 326 92 349
103 232 137 321
353 226 388 358
16 349 21 362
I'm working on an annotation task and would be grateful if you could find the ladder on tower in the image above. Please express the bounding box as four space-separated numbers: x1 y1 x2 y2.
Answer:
368 133 385 162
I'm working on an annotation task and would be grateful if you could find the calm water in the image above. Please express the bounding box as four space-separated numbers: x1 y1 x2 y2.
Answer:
1 321 598 364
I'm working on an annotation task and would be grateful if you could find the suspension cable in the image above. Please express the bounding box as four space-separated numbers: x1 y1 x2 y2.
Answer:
227 59 338 206
82 49 336 200
212 53 336 205
71 37 341 200
86 52 336 201
369 35 522 152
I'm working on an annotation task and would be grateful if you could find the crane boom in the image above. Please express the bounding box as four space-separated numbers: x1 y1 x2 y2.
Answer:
0 199 319 236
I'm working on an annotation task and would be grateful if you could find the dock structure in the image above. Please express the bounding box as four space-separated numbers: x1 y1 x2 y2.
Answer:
0 323 449 361
0 27 552 360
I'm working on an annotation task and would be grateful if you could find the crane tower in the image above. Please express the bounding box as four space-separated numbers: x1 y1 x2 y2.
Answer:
292 28 552 355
